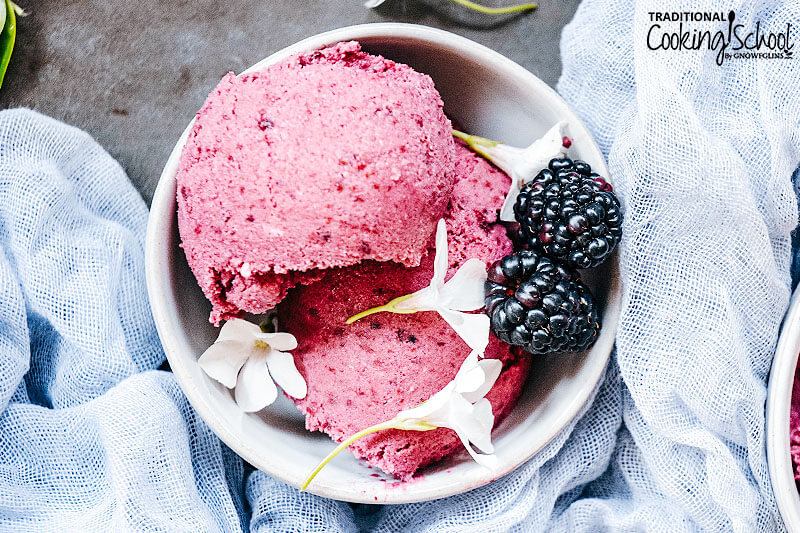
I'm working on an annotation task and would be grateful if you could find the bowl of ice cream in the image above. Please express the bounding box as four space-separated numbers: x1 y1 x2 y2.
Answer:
767 285 800 529
145 23 622 503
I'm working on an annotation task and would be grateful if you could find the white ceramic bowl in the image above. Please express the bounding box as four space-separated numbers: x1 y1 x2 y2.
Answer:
145 23 622 504
767 286 800 530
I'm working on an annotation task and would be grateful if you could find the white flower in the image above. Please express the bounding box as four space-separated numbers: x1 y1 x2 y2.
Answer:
390 351 501 468
454 121 570 222
346 219 490 353
301 351 502 489
198 319 307 413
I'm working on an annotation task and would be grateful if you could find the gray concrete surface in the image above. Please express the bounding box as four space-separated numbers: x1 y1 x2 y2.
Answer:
0 0 579 204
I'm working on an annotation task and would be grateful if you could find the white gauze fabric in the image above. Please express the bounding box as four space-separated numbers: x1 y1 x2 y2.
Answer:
2 0 800 529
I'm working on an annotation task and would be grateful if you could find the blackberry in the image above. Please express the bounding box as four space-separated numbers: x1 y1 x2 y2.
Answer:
514 158 622 269
485 250 600 355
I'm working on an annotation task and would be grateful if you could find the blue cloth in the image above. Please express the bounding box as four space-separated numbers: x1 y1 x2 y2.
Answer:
2 0 800 529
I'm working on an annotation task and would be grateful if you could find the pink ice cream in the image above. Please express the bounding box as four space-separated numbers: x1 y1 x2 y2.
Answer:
177 42 457 324
279 143 530 479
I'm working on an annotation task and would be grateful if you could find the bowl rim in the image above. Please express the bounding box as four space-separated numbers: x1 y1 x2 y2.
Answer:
767 284 800 527
145 22 620 504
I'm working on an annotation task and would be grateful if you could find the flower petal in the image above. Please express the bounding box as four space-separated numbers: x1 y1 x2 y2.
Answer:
515 121 569 177
448 397 498 468
458 398 495 453
257 331 298 351
217 318 261 343
468 449 499 470
498 173 525 223
452 352 486 394
438 308 490 354
234 352 278 412
364 0 386 6
479 143 522 177
437 258 488 311
395 383 454 424
461 359 502 403
198 340 250 389
457 431 498 469
431 219 449 289
266 350 307 399
393 285 437 312
497 121 569 222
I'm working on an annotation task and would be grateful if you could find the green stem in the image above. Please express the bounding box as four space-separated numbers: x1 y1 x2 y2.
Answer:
301 420 394 490
345 293 416 324
447 0 536 15
452 130 500 161
452 129 497 148
301 418 438 490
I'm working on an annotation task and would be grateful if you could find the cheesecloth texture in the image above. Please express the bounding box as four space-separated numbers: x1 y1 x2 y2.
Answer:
2 0 800 530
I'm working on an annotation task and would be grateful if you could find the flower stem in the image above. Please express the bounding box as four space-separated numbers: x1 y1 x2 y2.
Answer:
452 130 497 147
447 0 536 15
345 293 416 324
301 418 438 490
452 130 499 161
301 420 395 490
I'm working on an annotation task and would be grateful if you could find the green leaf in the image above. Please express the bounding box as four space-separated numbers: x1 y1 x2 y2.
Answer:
0 0 18 89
